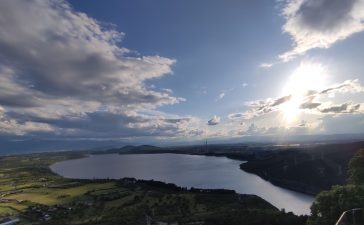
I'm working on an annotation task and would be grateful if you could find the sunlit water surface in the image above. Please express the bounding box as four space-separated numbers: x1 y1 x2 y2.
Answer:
51 153 314 215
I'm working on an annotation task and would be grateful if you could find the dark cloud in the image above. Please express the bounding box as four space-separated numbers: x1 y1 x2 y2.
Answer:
272 95 291 106
298 120 306 127
0 95 40 108
240 95 292 119
297 0 356 31
207 116 220 126
319 103 361 114
300 101 321 109
320 103 349 113
228 113 244 119
234 79 364 119
280 0 364 61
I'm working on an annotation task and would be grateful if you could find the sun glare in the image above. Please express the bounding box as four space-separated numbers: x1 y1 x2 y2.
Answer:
281 63 328 124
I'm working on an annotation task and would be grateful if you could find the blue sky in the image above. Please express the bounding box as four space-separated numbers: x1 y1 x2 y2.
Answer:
68 0 286 116
1 0 364 151
69 0 364 118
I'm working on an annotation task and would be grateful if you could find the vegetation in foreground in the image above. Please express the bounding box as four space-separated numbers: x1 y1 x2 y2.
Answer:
307 149 364 225
0 152 306 225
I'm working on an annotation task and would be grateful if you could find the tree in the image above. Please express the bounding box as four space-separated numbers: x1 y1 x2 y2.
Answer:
307 149 364 225
348 149 364 185
307 185 364 225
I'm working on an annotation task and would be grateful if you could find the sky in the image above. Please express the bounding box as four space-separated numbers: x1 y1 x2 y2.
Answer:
1 0 364 151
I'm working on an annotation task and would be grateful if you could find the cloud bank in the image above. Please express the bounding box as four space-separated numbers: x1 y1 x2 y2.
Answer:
0 0 201 141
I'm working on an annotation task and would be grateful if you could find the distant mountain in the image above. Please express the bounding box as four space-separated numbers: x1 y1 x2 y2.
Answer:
0 139 128 156
119 145 161 153
93 145 161 155
1 132 364 155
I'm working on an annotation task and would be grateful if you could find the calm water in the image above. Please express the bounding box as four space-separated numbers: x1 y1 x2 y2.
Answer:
50 153 314 215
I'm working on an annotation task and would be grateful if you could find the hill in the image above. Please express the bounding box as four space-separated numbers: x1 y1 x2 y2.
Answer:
240 142 364 195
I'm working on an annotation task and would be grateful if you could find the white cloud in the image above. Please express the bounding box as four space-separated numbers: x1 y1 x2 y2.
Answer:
0 116 54 136
279 0 364 61
260 63 274 68
0 0 198 139
216 92 225 101
161 88 173 94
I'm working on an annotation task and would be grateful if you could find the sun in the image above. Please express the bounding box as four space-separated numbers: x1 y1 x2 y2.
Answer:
281 63 328 124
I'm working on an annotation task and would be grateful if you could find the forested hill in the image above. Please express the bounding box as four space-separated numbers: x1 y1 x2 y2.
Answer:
240 141 364 195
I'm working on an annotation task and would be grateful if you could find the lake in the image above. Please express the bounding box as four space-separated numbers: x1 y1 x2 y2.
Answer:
50 153 314 215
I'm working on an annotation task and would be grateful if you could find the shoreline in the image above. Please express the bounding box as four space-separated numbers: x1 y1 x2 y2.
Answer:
51 151 316 197
50 152 314 215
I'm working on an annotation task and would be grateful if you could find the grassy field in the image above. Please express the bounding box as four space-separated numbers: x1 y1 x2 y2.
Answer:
0 152 307 225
